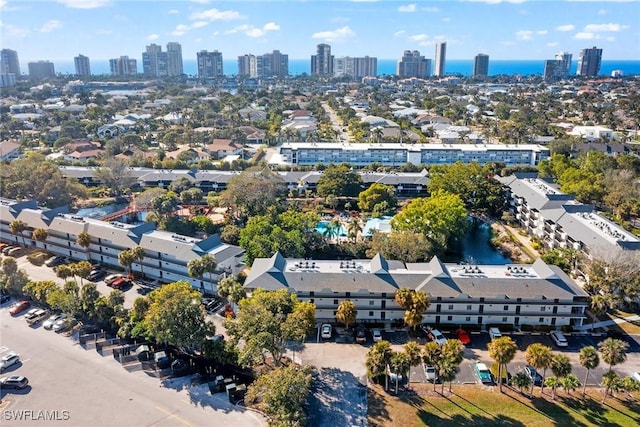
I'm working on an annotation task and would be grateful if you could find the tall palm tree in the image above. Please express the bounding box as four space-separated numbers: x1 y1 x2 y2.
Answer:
488 336 518 393
200 254 218 291
549 353 572 400
366 341 393 390
32 228 48 248
511 371 532 396
336 300 357 331
404 341 422 390
389 351 411 394
422 341 442 392
130 246 146 278
589 294 609 330
118 249 135 277
187 258 205 289
76 232 92 262
9 219 27 247
560 374 581 397
599 338 629 402
525 343 553 395
347 218 362 243
579 346 600 399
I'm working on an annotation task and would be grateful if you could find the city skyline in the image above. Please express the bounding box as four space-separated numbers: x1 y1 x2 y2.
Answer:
1 0 638 63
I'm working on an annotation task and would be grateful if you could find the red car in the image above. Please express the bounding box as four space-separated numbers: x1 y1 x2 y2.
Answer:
455 329 471 345
9 300 31 316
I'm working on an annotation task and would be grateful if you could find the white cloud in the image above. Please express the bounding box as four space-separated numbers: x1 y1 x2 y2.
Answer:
547 42 559 47
500 40 516 46
409 34 429 41
465 0 527 4
191 8 244 21
311 26 356 42
331 16 350 24
536 30 548 35
442 17 451 22
227 22 280 38
606 36 616 41
584 23 628 32
597 9 607 15
263 22 280 31
190 0 211 3
56 0 110 9
192 21 208 29
393 30 406 37
515 30 533 40
556 24 575 31
168 9 179 15
40 19 62 33
574 32 597 40
0 22 29 38
146 33 159 41
172 24 189 36
398 4 416 12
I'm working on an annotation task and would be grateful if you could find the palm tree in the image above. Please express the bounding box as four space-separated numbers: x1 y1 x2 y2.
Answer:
601 371 623 404
347 218 362 243
9 219 27 246
589 294 609 330
76 232 92 262
32 228 48 248
216 276 246 306
579 346 600 399
525 343 553 395
598 338 629 402
200 254 218 291
549 353 572 400
488 336 518 393
561 374 581 397
366 341 393 390
130 246 146 278
422 341 442 392
512 371 532 396
118 249 135 277
389 351 411 394
55 264 74 284
336 300 357 331
404 341 422 390
187 258 205 288
440 339 464 394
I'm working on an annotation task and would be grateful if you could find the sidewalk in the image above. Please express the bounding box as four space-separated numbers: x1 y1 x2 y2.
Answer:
574 314 640 332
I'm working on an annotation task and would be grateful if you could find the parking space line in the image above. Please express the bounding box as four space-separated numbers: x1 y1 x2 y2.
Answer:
155 405 194 427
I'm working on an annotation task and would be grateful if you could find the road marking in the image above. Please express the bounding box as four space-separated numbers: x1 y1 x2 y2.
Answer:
180 399 191 405
21 358 31 363
155 405 194 427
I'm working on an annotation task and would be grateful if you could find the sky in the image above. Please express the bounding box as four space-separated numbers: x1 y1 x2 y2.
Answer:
1 0 639 63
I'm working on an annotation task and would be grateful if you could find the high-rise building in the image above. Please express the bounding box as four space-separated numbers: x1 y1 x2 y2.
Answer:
166 42 184 76
197 50 223 78
238 54 258 78
0 73 16 87
311 44 333 76
577 46 602 77
257 50 289 78
1 49 20 75
142 43 168 77
28 61 55 80
543 60 565 82
334 56 377 79
473 54 489 77
555 51 572 78
74 54 91 76
397 50 431 78
109 56 137 76
434 41 447 77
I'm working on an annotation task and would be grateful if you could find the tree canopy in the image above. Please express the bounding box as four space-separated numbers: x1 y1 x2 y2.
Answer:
358 183 397 216
316 163 363 198
220 167 287 222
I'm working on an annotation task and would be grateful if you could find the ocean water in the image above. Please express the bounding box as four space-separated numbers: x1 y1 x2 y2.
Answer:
51 58 640 77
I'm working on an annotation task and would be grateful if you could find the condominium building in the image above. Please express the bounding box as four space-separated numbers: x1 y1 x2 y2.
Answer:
497 173 640 256
397 50 431 78
473 54 489 77
238 54 258 78
1 49 20 75
434 42 447 77
245 252 589 328
0 73 16 87
109 56 137 76
74 54 91 76
0 198 245 295
142 43 168 77
278 142 549 167
334 56 377 79
197 50 224 78
577 46 602 77
543 60 566 82
166 42 184 76
28 61 55 80
257 50 289 77
311 43 334 76
555 51 572 78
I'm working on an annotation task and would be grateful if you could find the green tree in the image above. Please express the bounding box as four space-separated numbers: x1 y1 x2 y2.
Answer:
336 300 357 330
366 341 393 389
599 338 628 377
440 339 465 394
76 232 92 262
316 163 363 198
393 288 430 330
32 228 48 247
55 265 74 283
512 371 532 396
118 249 136 276
525 343 553 395
366 232 434 263
200 254 218 288
23 280 58 305
601 371 623 404
130 246 146 278
145 281 210 349
391 190 469 251
220 167 286 222
579 346 600 399
404 341 422 390
422 341 442 392
224 288 315 368
487 336 518 393
9 219 26 247
93 158 136 196
549 353 572 400
389 351 411 394
358 183 397 216
216 275 246 305
244 364 314 426
560 373 581 397
72 261 93 285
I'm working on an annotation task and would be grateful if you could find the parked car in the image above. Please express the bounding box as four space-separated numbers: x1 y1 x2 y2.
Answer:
2 245 17 255
110 277 130 290
0 352 20 373
372 329 382 342
104 274 125 286
474 362 494 385
25 308 48 325
455 329 471 345
321 324 332 339
9 300 30 316
550 331 568 347
428 328 447 346
6 247 23 257
45 255 66 267
632 372 640 383
425 365 438 383
0 375 29 389
53 317 74 333
0 293 10 304
43 313 65 330
489 328 502 340
355 327 367 344
524 365 543 386
87 269 106 282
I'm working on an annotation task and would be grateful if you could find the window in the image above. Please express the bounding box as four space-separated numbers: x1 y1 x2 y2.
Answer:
448 304 454 310
310 291 314 297
541 306 546 312
437 297 442 301
502 317 508 322
539 317 544 323
447 316 453 321
333 299 338 305
309 299 314 304
465 316 471 322
369 300 374 306
504 305 509 311
467 305 472 310
369 311 374 317
346 292 351 298
333 311 337 316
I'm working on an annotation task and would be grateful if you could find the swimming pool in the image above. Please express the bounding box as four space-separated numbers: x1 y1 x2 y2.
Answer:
315 221 347 238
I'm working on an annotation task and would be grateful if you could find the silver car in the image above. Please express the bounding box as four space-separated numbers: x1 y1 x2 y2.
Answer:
0 352 20 373
43 313 65 330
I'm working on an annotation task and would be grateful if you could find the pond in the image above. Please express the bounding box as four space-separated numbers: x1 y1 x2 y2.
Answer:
445 220 512 265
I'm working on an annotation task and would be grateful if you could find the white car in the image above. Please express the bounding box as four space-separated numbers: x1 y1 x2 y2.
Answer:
550 331 568 347
43 313 65 330
372 329 382 342
489 328 502 340
425 365 438 382
0 352 20 373
632 372 640 382
429 328 447 346
321 324 332 339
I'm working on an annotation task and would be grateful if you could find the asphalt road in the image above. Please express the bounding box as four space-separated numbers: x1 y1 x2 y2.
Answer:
0 303 267 427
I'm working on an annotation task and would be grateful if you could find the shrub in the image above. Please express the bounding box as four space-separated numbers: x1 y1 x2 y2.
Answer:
27 251 51 266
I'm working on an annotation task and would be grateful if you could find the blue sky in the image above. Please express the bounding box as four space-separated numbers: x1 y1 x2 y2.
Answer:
1 0 639 63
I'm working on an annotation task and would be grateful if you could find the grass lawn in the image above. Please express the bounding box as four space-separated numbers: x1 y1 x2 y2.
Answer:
607 309 640 335
368 384 640 427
